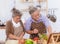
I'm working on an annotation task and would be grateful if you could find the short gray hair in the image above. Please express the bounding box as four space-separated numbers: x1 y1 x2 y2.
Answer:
29 7 38 14
12 8 22 17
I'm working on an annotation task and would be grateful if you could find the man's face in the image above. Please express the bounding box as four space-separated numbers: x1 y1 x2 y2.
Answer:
31 10 40 21
13 16 21 23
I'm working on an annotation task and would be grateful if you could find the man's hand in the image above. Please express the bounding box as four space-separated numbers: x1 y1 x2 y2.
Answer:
33 29 38 34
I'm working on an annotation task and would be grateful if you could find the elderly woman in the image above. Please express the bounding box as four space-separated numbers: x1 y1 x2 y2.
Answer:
25 7 52 39
6 8 25 44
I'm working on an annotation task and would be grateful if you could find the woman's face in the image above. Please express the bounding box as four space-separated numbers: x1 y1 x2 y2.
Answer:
13 15 21 23
31 10 40 21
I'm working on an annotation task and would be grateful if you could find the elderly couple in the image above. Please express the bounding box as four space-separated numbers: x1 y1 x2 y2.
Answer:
6 7 52 44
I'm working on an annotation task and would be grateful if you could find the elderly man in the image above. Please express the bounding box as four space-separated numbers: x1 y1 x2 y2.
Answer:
25 7 52 38
6 8 25 44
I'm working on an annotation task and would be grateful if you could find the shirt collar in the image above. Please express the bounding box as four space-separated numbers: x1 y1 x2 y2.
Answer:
12 18 20 27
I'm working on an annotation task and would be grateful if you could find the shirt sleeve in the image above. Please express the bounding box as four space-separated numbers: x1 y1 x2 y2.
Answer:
24 18 31 31
42 16 50 28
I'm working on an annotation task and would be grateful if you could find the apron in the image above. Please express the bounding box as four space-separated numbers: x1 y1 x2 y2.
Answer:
14 26 23 37
7 23 23 40
30 21 46 39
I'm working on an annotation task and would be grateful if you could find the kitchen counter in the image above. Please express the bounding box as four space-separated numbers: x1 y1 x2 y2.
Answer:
0 25 6 29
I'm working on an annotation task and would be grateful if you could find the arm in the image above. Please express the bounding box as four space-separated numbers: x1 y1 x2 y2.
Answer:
47 25 52 37
19 32 24 39
8 34 20 40
26 30 33 34
24 19 34 34
42 16 52 36
26 29 38 34
9 32 24 40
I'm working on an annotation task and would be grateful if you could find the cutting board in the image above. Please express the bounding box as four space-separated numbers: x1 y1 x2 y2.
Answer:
5 40 18 44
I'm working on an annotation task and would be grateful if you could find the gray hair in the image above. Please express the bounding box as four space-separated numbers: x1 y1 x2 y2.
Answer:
29 7 38 14
12 8 22 17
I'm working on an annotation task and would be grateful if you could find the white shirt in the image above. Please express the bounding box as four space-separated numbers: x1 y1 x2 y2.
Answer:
12 19 21 27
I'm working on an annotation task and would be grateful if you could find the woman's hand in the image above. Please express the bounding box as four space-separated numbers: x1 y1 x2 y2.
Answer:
33 29 38 34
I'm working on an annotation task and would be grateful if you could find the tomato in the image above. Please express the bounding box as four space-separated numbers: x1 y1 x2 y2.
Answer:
33 37 39 41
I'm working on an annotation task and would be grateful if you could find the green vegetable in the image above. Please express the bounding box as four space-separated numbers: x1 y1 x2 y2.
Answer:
25 39 33 44
39 34 48 41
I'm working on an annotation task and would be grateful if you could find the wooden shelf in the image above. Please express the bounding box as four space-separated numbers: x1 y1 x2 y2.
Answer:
20 0 33 3
38 0 47 3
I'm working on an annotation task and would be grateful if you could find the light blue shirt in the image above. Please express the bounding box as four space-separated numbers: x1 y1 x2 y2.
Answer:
25 15 50 31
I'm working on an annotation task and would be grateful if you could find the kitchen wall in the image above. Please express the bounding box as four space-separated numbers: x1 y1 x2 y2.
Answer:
0 0 60 32
48 0 60 32
0 0 14 23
